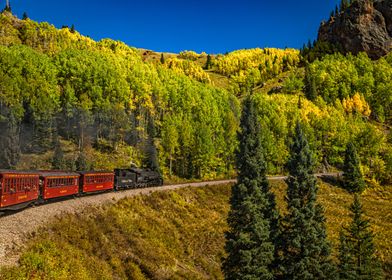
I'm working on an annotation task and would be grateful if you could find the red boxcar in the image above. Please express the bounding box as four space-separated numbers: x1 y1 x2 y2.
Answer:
0 170 40 210
79 171 114 193
39 172 80 200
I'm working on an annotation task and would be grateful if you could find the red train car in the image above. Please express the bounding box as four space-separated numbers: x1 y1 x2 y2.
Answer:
39 172 80 200
79 171 114 193
0 170 40 210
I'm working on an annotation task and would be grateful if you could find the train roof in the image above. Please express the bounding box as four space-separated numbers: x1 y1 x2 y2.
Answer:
0 170 40 175
38 171 80 177
78 171 114 175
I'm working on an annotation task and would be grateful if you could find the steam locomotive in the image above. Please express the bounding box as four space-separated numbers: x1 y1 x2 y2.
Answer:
0 166 163 212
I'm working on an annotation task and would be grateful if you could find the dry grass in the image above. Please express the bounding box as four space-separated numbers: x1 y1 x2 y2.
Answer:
0 180 390 279
0 184 231 279
271 179 392 277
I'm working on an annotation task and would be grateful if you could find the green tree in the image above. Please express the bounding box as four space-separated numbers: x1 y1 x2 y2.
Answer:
52 138 66 170
161 118 179 177
223 96 279 280
76 149 89 171
3 0 11 12
304 64 317 101
143 114 160 173
204 54 212 70
278 122 335 279
338 194 383 280
160 53 165 64
22 12 28 20
0 111 20 169
343 142 366 193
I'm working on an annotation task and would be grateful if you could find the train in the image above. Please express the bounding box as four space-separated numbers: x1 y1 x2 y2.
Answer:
0 166 163 212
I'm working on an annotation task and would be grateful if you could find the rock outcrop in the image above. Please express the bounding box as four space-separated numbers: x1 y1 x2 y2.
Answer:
318 0 392 59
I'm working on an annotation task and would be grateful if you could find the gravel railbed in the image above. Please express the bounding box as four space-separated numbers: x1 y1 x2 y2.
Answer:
0 180 235 267
0 173 338 267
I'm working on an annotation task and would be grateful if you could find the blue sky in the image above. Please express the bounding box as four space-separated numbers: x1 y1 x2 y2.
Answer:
8 0 340 54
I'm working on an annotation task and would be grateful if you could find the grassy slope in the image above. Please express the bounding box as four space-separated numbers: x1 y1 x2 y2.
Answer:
0 181 391 279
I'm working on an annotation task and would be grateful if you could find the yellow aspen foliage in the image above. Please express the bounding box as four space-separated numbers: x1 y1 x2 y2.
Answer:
342 93 371 117
178 50 201 61
165 57 211 83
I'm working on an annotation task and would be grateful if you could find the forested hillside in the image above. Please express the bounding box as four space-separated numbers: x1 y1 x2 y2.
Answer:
0 10 391 186
0 181 390 279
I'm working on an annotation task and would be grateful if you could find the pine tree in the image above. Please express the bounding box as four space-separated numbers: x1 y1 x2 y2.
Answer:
223 96 279 280
340 0 349 12
343 142 366 193
204 54 212 70
278 122 335 280
70 24 75 33
304 64 317 101
76 149 89 171
22 12 28 20
3 0 11 12
160 53 165 64
143 114 160 173
52 138 66 170
338 194 383 280
0 112 20 169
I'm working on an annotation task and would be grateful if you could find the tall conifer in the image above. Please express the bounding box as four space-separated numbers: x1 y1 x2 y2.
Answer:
338 194 383 280
304 64 317 101
204 54 212 70
278 122 335 279
160 53 165 64
343 142 366 193
52 138 66 170
223 95 279 280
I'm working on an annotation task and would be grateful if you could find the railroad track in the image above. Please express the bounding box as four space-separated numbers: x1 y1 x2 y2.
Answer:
0 173 340 267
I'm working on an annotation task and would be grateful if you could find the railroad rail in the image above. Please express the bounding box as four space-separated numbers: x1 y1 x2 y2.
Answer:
0 173 340 267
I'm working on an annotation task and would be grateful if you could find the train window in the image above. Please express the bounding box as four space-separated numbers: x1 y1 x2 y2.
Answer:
3 179 8 193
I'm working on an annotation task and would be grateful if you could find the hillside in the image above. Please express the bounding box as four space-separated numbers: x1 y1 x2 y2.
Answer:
0 181 391 279
0 10 391 186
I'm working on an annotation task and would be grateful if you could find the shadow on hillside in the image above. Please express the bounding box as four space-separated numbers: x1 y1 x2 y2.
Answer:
319 174 343 188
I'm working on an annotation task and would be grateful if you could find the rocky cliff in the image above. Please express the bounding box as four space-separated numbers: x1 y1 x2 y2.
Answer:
318 0 392 59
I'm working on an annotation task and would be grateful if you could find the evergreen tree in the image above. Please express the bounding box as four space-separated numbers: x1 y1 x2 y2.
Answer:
0 112 20 169
52 138 66 170
204 54 212 70
143 114 160 173
338 194 383 280
278 122 335 280
3 0 11 12
160 53 165 64
304 64 317 101
76 149 89 171
22 12 28 20
340 0 349 12
70 24 75 33
307 39 313 50
343 142 366 193
223 96 279 280
335 5 339 16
